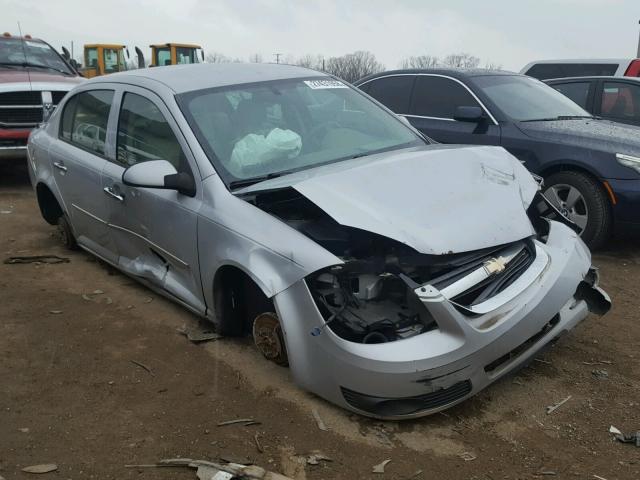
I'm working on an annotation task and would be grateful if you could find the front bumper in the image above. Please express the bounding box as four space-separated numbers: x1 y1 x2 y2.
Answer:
607 178 640 225
0 129 31 159
274 221 610 419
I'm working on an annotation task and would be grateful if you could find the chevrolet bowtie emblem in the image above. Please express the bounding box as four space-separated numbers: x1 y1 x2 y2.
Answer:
483 256 507 275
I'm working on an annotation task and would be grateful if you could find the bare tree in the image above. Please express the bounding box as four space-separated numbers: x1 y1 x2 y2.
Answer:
324 51 385 83
295 54 324 70
249 53 263 63
206 51 232 63
483 61 503 70
441 53 480 68
400 55 440 69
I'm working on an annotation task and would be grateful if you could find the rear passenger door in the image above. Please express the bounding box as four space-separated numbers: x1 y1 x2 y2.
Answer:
49 89 118 263
406 75 501 145
594 80 640 126
101 87 206 314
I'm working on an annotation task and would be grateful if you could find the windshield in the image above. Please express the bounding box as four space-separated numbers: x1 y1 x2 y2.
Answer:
0 37 73 74
179 77 423 187
474 75 591 121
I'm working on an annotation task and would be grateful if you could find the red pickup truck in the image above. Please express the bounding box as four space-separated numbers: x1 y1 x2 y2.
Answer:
0 33 83 159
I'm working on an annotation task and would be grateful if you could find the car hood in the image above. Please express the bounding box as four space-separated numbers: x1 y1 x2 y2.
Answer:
237 145 539 255
517 118 640 154
0 68 82 91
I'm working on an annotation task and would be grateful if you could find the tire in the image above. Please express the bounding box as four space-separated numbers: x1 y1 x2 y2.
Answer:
543 171 611 249
57 215 79 250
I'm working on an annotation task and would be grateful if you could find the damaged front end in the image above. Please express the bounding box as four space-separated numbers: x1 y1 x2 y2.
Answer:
237 147 610 418
247 185 609 349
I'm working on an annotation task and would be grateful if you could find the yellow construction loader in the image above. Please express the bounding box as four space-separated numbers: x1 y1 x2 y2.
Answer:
80 44 129 78
148 43 204 66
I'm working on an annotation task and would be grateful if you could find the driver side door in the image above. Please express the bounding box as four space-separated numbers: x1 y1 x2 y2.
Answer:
101 87 206 314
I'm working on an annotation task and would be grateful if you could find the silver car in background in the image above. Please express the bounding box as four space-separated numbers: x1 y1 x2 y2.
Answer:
27 63 610 419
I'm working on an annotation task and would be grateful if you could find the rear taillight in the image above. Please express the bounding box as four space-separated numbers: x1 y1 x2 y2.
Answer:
624 59 640 77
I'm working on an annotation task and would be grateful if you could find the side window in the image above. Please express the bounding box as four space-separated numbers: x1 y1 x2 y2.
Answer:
60 95 78 141
601 82 640 121
61 90 113 156
526 63 617 80
85 47 98 68
365 76 415 114
551 82 591 109
156 48 171 66
410 76 480 119
117 92 186 169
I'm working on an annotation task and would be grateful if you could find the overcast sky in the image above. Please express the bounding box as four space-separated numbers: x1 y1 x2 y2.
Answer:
3 0 640 70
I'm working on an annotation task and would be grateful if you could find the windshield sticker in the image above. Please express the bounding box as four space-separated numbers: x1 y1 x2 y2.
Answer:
304 79 348 89
25 41 49 49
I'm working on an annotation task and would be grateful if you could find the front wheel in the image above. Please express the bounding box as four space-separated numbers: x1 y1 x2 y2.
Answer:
543 171 611 249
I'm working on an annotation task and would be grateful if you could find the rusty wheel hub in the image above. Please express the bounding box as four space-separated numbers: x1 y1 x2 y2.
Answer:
252 312 288 366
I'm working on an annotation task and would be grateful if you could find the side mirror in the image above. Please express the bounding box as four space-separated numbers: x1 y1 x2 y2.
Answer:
454 106 484 122
122 160 196 197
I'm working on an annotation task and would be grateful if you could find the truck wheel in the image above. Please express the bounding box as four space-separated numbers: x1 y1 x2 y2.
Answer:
57 215 79 250
543 171 611 249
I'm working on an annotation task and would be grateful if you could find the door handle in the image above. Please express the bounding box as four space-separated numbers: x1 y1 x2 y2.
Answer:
103 186 124 202
53 161 67 172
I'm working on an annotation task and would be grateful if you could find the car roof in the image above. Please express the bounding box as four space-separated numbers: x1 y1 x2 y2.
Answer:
89 62 326 93
545 76 640 83
355 68 519 85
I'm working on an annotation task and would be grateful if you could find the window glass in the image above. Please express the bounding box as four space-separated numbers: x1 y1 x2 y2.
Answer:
179 77 423 186
474 75 590 121
600 82 640 121
85 48 98 68
155 47 171 66
365 76 414 114
551 82 591 109
175 47 197 64
65 90 113 155
526 63 617 80
0 37 73 75
60 95 78 140
117 92 185 169
410 76 479 118
103 48 124 73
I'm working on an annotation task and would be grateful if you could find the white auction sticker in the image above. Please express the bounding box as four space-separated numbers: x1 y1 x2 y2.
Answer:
304 79 348 89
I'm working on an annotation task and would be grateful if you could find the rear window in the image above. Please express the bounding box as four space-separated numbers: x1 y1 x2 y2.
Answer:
526 63 618 80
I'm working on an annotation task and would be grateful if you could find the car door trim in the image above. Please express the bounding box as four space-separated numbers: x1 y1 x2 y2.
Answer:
400 114 456 122
358 73 499 125
71 203 108 224
73 202 188 268
108 222 190 268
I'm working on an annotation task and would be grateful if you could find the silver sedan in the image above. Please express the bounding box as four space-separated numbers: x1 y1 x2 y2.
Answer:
27 63 610 419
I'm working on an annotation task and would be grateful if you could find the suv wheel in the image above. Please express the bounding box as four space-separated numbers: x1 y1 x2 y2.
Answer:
543 171 611 249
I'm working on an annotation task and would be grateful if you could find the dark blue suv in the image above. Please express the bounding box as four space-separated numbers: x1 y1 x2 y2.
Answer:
355 69 640 248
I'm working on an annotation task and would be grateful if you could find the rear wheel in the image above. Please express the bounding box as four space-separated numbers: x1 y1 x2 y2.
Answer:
543 171 611 249
56 215 78 250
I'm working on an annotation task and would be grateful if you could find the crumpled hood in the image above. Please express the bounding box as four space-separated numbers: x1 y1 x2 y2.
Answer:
239 145 539 255
518 118 640 155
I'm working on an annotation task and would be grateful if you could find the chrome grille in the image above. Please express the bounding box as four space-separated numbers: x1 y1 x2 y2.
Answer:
0 90 66 127
0 91 41 106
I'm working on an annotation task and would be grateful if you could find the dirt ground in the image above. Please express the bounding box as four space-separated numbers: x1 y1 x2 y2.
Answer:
1 158 639 480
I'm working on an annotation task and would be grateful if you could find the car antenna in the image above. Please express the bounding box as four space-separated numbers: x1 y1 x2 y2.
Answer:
16 21 31 84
